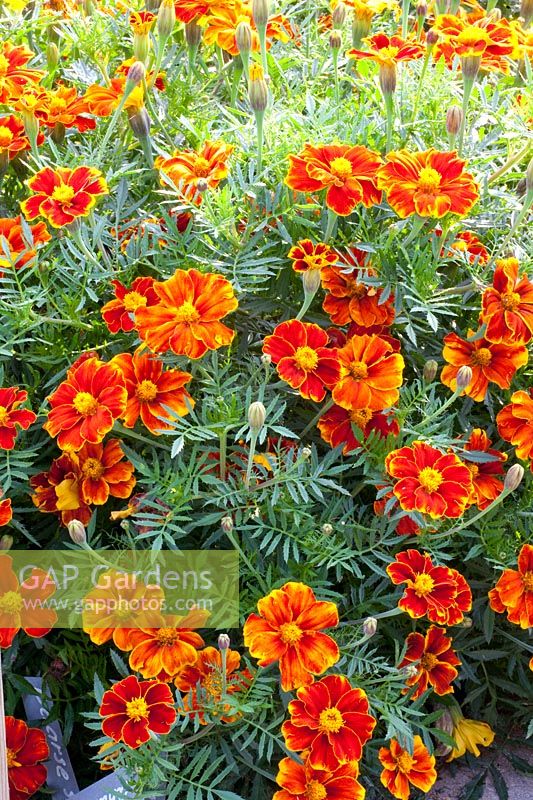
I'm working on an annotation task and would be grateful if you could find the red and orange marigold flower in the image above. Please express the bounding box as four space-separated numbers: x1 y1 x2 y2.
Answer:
85 76 145 118
43 356 128 451
0 554 57 648
288 239 338 274
101 277 159 334
321 260 395 327
201 1 293 56
274 755 365 800
376 149 479 218
35 85 96 133
5 716 49 800
285 143 383 216
497 389 533 464
399 626 461 700
443 230 489 264
0 488 12 526
76 439 136 505
282 674 376 770
0 386 36 450
441 330 528 402
481 257 533 344
175 646 251 723
0 216 51 271
21 166 108 228
318 403 399 454
379 736 437 800
99 674 176 749
348 32 425 65
262 320 341 403
135 268 238 359
243 581 340 693
0 114 37 160
432 13 518 74
30 451 92 527
489 543 533 630
463 428 506 510
0 42 44 104
155 140 234 204
385 440 473 519
126 614 205 681
332 334 404 411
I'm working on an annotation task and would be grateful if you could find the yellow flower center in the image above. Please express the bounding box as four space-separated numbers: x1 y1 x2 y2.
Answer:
303 254 324 270
0 590 23 615
123 290 147 312
18 92 39 110
0 126 14 148
318 707 344 734
417 166 442 194
523 571 533 592
194 156 211 177
6 748 18 768
412 572 435 597
378 45 400 62
349 361 368 380
156 627 180 646
471 347 492 367
305 780 327 800
51 184 76 203
346 279 368 299
174 300 200 324
396 750 415 774
73 391 99 417
329 156 353 180
418 466 443 493
350 407 373 428
82 457 105 480
279 622 303 644
0 405 10 426
467 463 479 478
501 292 521 311
136 379 158 402
458 25 491 51
294 345 319 372
420 652 438 670
49 97 67 114
125 697 149 721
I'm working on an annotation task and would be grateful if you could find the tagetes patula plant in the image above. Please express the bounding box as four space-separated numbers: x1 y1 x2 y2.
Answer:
274 754 365 800
445 704 496 762
378 736 437 800
0 216 50 270
155 140 234 204
0 554 57 648
481 257 533 344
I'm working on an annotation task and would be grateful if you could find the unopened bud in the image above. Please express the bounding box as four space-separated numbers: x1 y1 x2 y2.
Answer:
526 157 533 196
0 534 13 551
423 359 438 382
521 0 533 26
329 31 342 50
157 0 176 39
504 463 525 492
401 664 419 679
456 615 473 628
68 519 86 545
446 105 463 136
322 523 333 536
146 0 161 9
416 2 427 17
47 42 59 70
196 178 208 193
379 62 397 95
301 446 312 461
426 28 439 47
332 1 347 28
221 515 233 533
248 400 266 430
128 107 151 139
218 633 230 650
252 0 270 27
456 365 473 390
236 20 253 55
185 21 202 48
302 268 322 296
261 353 272 366
127 60 146 86
133 33 150 63
248 63 268 113
363 617 377 637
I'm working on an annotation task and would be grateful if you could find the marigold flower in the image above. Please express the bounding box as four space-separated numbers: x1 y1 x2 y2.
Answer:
488 543 533 629
321 259 395 327
378 736 437 800
463 428 506 510
116 58 166 91
75 439 136 505
43 356 128 452
318 403 399 454
21 166 108 228
432 13 517 73
0 42 44 104
5 716 49 800
348 33 425 93
263 320 341 403
446 710 495 761
0 554 57 648
0 386 36 450
35 84 96 133
155 140 234 205
481 257 533 344
174 0 224 24
85 77 145 117
130 9 155 34
399 626 460 700
288 239 338 274
111 350 194 434
274 755 365 800
497 389 533 463
444 230 489 264
101 277 159 334
441 330 528 402
0 113 39 160
385 441 473 519
282 674 376 770
376 149 479 218
201 1 293 56
0 489 12 527
285 143 383 216
99 674 176 749
0 216 51 276
332 334 404 411
30 452 92 527
135 268 238 359
127 613 205 681
243 582 340 692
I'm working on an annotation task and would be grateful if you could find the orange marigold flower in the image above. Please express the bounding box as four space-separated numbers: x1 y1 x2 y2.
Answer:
101 277 159 334
348 32 425 64
488 543 533 629
135 268 238 359
243 582 339 693
155 140 234 205
174 0 224 23
76 439 136 505
441 330 528 402
85 77 145 117
497 389 533 463
30 452 92 527
0 42 44 104
432 13 518 73
463 428 506 510
376 149 479 218
0 216 51 271
288 239 338 274
127 613 205 681
399 626 461 700
321 259 395 327
379 736 437 800
385 441 473 519
263 320 341 403
0 114 39 160
5 716 49 800
35 84 96 133
318 403 399 454
332 334 404 411
443 230 489 264
111 350 194 434
274 755 365 800
175 646 252 723
201 1 294 56
481 257 533 344
286 143 383 216
0 386 36 450
387 549 471 624
99 675 176 749
0 489 12 526
281 675 376 770
0 554 57 648
21 166 108 228
43 356 127 452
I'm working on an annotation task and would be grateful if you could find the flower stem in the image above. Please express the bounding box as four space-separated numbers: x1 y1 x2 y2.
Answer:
300 397 334 440
324 208 337 243
255 110 264 173
458 75 475 155
219 428 227 482
401 0 410 38
245 429 259 489
384 91 394 152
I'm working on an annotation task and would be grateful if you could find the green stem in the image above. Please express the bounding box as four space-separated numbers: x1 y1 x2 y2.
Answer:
230 58 243 107
224 527 268 593
219 428 227 482
257 23 268 75
408 50 431 131
488 143 532 185
324 208 337 243
295 288 318 321
402 214 426 246
255 110 264 173
245 429 259 489
432 488 514 540
401 0 410 38
487 190 533 266
384 91 394 153
420 385 464 426
458 75 475 155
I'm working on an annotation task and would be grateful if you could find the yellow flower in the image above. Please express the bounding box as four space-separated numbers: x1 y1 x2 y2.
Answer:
447 715 495 761
3 0 28 11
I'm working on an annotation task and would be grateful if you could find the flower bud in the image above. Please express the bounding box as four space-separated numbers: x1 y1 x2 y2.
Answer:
127 60 146 86
302 268 322 296
321 523 333 536
146 0 161 10
329 31 342 51
128 107 151 139
248 400 266 431
252 0 270 28
456 616 473 628
456 365 472 390
352 16 372 48
301 446 312 461
426 28 439 47
521 0 533 25
236 20 253 55
401 664 419 679
47 42 59 71
332 1 347 28
248 63 268 113
363 617 377 637
185 21 202 48
134 33 150 63
423 359 438 382
261 353 272 366
416 1 427 17
504 463 524 492
157 0 176 39
0 534 13 551
68 519 86 545
218 633 230 650
221 515 233 533
446 105 463 136
196 178 208 193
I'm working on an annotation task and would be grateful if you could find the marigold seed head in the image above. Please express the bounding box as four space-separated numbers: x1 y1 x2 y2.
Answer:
322 523 333 535
157 0 176 39
456 365 473 390
185 21 202 48
423 359 438 382
252 0 270 27
0 534 13 551
68 519 87 545
248 400 266 431
446 105 463 136
221 515 233 533
332 1 347 28
504 464 525 493
236 21 253 55
363 616 377 637
127 60 146 86
329 31 342 50
218 633 230 650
